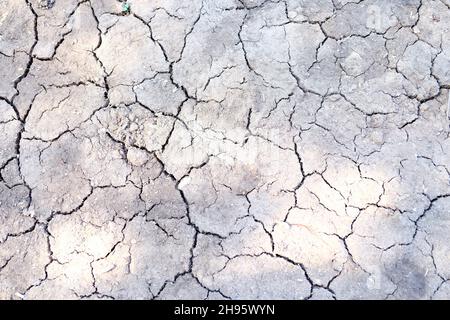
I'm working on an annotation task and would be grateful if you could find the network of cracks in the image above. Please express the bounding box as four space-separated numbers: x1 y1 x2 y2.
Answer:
0 0 449 300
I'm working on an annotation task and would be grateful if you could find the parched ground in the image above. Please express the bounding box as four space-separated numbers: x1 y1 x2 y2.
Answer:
0 0 449 300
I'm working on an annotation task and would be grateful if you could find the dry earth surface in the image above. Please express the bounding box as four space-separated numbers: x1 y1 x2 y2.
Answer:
0 0 450 300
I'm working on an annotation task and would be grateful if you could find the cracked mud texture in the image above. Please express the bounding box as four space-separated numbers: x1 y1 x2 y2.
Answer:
0 0 449 300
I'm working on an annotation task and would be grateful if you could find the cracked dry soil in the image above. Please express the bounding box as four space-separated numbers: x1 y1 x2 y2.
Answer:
0 0 449 300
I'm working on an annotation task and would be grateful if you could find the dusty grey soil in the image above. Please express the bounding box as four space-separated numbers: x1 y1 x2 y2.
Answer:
0 0 449 300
